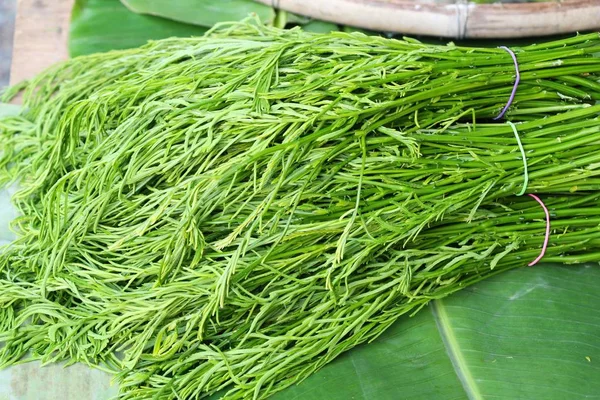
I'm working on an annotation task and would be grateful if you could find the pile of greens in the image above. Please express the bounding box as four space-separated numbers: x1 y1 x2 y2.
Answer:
1 20 600 399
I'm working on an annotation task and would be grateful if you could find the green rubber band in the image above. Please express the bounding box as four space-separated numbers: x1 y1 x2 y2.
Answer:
507 121 528 196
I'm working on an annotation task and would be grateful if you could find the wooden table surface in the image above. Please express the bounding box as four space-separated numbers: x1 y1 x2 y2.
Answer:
9 0 73 85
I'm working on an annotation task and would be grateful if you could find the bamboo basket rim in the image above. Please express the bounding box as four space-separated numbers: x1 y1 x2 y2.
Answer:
256 0 600 38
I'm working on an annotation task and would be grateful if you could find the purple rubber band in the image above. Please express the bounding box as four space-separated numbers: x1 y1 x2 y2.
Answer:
494 46 520 120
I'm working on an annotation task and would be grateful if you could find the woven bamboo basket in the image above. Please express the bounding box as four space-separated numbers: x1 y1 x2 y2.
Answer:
256 0 600 38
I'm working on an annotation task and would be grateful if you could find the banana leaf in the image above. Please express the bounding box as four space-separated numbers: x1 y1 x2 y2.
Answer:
275 263 600 399
118 0 335 32
120 0 275 27
0 103 20 118
69 0 207 57
301 20 339 34
69 0 366 58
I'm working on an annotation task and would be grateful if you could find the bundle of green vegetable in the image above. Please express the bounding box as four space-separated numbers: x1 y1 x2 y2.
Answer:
1 20 600 399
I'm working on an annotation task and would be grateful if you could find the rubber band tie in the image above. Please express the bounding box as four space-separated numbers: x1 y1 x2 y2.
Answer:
507 121 528 196
494 46 520 120
527 194 550 267
505 122 548 266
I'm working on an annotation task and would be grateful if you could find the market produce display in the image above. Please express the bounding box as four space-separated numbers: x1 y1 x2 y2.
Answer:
1 20 600 399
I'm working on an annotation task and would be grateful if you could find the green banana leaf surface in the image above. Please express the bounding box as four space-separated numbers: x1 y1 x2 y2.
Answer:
275 264 600 399
69 0 359 56
120 0 275 28
69 0 208 57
